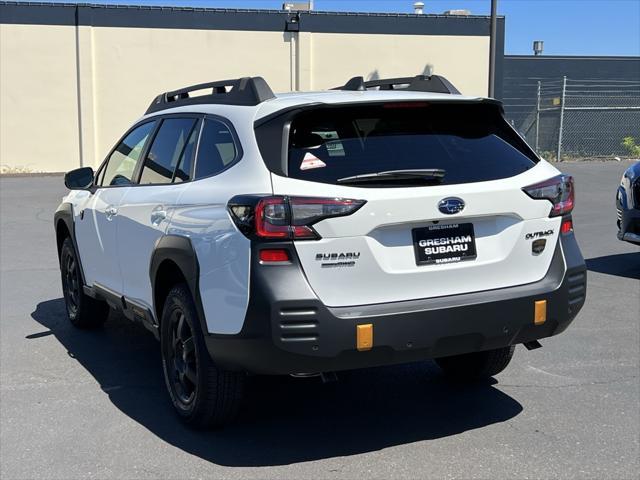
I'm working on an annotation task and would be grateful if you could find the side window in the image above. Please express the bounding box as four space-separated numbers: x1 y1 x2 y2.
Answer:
100 121 155 187
194 119 238 179
139 118 197 185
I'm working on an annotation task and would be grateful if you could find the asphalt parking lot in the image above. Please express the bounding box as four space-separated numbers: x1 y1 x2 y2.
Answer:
1 161 638 480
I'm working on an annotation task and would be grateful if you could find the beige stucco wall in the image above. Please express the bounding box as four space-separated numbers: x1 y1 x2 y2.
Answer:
308 33 490 95
0 24 81 173
90 27 294 163
0 22 490 173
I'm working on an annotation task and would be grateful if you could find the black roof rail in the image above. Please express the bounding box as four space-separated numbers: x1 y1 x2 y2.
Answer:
333 75 461 95
145 76 275 114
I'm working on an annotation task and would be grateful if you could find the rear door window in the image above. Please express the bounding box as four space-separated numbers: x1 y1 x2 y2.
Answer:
173 121 200 183
287 103 537 186
139 118 198 185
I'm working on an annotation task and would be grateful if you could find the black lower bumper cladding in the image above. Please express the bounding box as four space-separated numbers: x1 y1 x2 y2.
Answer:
206 233 586 374
617 206 640 244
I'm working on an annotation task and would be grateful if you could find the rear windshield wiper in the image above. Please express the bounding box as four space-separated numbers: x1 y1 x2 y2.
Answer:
337 169 446 184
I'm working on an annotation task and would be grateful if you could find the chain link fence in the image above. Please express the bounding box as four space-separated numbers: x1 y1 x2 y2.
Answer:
517 77 640 161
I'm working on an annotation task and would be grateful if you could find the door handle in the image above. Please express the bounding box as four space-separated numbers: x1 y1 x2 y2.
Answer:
150 208 167 226
105 206 118 221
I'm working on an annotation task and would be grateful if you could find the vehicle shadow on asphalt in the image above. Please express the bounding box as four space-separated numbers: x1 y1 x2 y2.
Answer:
31 298 523 467
586 252 640 280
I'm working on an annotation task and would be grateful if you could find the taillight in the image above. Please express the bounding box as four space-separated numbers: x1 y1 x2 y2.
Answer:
523 174 574 217
228 195 366 240
254 197 290 238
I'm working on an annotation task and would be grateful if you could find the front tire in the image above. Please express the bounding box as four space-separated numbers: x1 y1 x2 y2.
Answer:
435 346 515 381
59 237 109 329
160 283 245 429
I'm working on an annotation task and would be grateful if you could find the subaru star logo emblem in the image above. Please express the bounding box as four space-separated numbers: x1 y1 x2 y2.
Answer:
438 197 465 215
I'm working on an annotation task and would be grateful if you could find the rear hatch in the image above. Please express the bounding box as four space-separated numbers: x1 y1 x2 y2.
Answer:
258 101 564 307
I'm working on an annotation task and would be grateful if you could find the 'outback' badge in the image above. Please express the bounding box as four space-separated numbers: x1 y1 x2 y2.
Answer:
525 230 554 240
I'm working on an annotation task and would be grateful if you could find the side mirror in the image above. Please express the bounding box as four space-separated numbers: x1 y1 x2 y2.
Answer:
64 167 95 190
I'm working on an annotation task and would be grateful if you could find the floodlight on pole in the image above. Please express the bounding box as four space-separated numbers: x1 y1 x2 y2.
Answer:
533 40 544 56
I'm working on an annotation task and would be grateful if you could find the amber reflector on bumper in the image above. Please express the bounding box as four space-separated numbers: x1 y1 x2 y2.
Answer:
534 300 547 325
356 324 373 351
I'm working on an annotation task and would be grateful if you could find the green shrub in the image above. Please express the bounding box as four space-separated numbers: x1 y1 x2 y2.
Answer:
621 137 640 157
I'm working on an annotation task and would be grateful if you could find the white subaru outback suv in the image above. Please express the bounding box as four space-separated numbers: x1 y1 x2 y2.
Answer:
55 75 586 428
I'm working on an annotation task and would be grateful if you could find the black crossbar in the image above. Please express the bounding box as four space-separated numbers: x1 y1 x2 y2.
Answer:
145 76 275 114
334 75 460 95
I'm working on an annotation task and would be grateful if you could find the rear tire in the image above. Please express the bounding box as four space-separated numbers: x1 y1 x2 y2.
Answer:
435 345 515 381
59 237 109 329
160 283 245 429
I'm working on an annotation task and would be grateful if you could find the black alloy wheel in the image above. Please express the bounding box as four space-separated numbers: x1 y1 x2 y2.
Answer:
62 247 80 316
160 283 245 428
167 309 198 406
59 237 109 328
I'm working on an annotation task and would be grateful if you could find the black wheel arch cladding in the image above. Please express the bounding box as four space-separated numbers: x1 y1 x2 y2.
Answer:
149 235 210 339
54 202 87 286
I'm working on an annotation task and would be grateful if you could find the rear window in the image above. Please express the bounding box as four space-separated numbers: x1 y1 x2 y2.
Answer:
194 119 239 180
286 103 536 186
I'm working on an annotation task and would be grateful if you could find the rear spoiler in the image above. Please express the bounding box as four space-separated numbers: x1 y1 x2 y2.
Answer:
254 97 503 128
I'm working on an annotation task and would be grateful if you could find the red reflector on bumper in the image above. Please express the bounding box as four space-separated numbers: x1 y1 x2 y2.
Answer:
259 249 290 263
561 219 573 234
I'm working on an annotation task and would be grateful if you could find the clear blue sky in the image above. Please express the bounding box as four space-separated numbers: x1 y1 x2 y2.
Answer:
43 0 640 56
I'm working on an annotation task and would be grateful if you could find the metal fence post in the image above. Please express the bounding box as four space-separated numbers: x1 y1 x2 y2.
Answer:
528 78 639 160
557 76 567 162
535 80 541 153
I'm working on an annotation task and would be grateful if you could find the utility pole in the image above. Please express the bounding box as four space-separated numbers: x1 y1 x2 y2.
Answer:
557 75 567 162
488 0 498 97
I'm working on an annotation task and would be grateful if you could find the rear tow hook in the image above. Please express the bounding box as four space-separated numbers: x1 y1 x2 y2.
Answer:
523 340 543 350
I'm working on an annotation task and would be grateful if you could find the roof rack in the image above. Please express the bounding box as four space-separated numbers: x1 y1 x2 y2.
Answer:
333 75 460 95
145 76 275 114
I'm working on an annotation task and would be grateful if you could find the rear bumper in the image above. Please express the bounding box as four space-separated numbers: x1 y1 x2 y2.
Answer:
616 182 640 244
206 233 586 374
616 204 640 245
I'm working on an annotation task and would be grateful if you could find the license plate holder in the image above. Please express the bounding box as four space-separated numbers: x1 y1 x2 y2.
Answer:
412 223 477 266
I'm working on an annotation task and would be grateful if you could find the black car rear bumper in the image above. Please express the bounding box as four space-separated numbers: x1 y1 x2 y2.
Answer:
205 232 586 374
617 174 640 245
616 205 640 244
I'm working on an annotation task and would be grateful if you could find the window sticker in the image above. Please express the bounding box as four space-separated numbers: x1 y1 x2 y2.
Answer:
300 152 327 170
